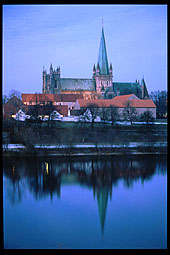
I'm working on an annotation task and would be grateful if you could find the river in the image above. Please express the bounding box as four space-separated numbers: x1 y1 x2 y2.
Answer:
3 154 167 249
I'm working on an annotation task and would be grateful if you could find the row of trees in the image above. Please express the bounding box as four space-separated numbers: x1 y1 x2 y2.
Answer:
149 90 167 119
80 101 155 131
3 89 167 118
3 89 167 127
2 89 22 104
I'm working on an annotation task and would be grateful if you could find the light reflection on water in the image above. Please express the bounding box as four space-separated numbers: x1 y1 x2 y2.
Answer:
3 155 167 249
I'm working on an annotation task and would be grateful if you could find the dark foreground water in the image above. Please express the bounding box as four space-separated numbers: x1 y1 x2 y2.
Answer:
3 155 167 249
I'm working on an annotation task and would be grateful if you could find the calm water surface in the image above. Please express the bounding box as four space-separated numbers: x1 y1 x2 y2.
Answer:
3 155 167 249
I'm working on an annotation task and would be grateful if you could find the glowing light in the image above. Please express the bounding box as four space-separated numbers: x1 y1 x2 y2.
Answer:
45 162 48 175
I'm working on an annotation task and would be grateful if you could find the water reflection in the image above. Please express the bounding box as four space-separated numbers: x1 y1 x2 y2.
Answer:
3 155 167 234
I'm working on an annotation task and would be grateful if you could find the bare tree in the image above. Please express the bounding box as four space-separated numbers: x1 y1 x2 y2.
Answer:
140 110 155 125
9 96 23 133
122 101 138 125
8 89 21 100
2 95 9 104
100 107 109 124
86 103 99 131
45 101 56 128
108 105 119 129
149 90 167 118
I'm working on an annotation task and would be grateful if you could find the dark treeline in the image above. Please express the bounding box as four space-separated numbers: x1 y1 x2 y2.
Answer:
149 90 167 118
3 155 167 204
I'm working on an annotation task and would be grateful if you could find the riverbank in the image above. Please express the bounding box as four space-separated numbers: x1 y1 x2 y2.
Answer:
3 120 167 157
3 142 167 157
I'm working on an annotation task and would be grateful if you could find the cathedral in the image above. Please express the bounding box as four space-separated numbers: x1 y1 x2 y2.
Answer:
42 26 149 100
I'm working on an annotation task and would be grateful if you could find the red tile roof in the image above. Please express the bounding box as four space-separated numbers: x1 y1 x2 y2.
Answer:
54 105 68 116
3 96 26 118
3 105 18 116
22 94 55 103
22 93 84 103
5 96 25 106
77 94 156 108
113 94 135 100
77 99 116 108
128 99 156 108
111 95 156 108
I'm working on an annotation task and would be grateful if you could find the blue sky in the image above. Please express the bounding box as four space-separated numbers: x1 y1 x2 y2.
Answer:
3 4 167 95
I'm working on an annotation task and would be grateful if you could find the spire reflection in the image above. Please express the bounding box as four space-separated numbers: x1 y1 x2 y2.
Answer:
3 155 167 234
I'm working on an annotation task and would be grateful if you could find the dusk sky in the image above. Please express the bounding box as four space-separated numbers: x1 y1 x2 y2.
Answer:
3 4 167 96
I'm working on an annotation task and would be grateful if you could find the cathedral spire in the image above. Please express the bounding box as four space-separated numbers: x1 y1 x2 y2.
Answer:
97 26 109 75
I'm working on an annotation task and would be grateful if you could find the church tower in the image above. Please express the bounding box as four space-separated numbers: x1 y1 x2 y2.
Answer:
93 26 113 96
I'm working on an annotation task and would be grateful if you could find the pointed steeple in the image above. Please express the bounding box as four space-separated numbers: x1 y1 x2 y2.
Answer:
141 76 149 99
50 63 53 74
97 27 109 75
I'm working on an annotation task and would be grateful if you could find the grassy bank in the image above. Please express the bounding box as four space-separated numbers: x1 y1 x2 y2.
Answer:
3 120 167 147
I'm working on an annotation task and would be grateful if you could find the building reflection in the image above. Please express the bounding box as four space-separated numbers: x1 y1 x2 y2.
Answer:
3 155 167 234
97 186 110 235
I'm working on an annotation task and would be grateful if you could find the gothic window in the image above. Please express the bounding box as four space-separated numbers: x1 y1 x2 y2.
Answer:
55 80 57 88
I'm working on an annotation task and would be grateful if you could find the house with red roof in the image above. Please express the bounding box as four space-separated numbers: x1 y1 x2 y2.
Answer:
3 95 68 120
22 93 83 115
74 94 156 119
3 96 27 119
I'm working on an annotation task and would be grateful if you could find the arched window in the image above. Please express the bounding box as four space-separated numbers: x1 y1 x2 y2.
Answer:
55 80 57 88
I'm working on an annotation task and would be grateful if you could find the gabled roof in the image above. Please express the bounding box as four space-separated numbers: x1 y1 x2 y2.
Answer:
77 99 116 108
22 94 55 103
129 100 156 108
3 96 26 117
113 94 137 101
97 27 109 75
55 105 68 116
5 96 24 106
77 94 156 108
141 78 149 98
113 82 142 96
22 93 84 103
112 94 156 107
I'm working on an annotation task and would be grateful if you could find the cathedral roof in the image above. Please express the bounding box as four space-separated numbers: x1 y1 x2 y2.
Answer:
113 82 142 97
60 78 95 91
140 78 149 98
97 27 109 75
